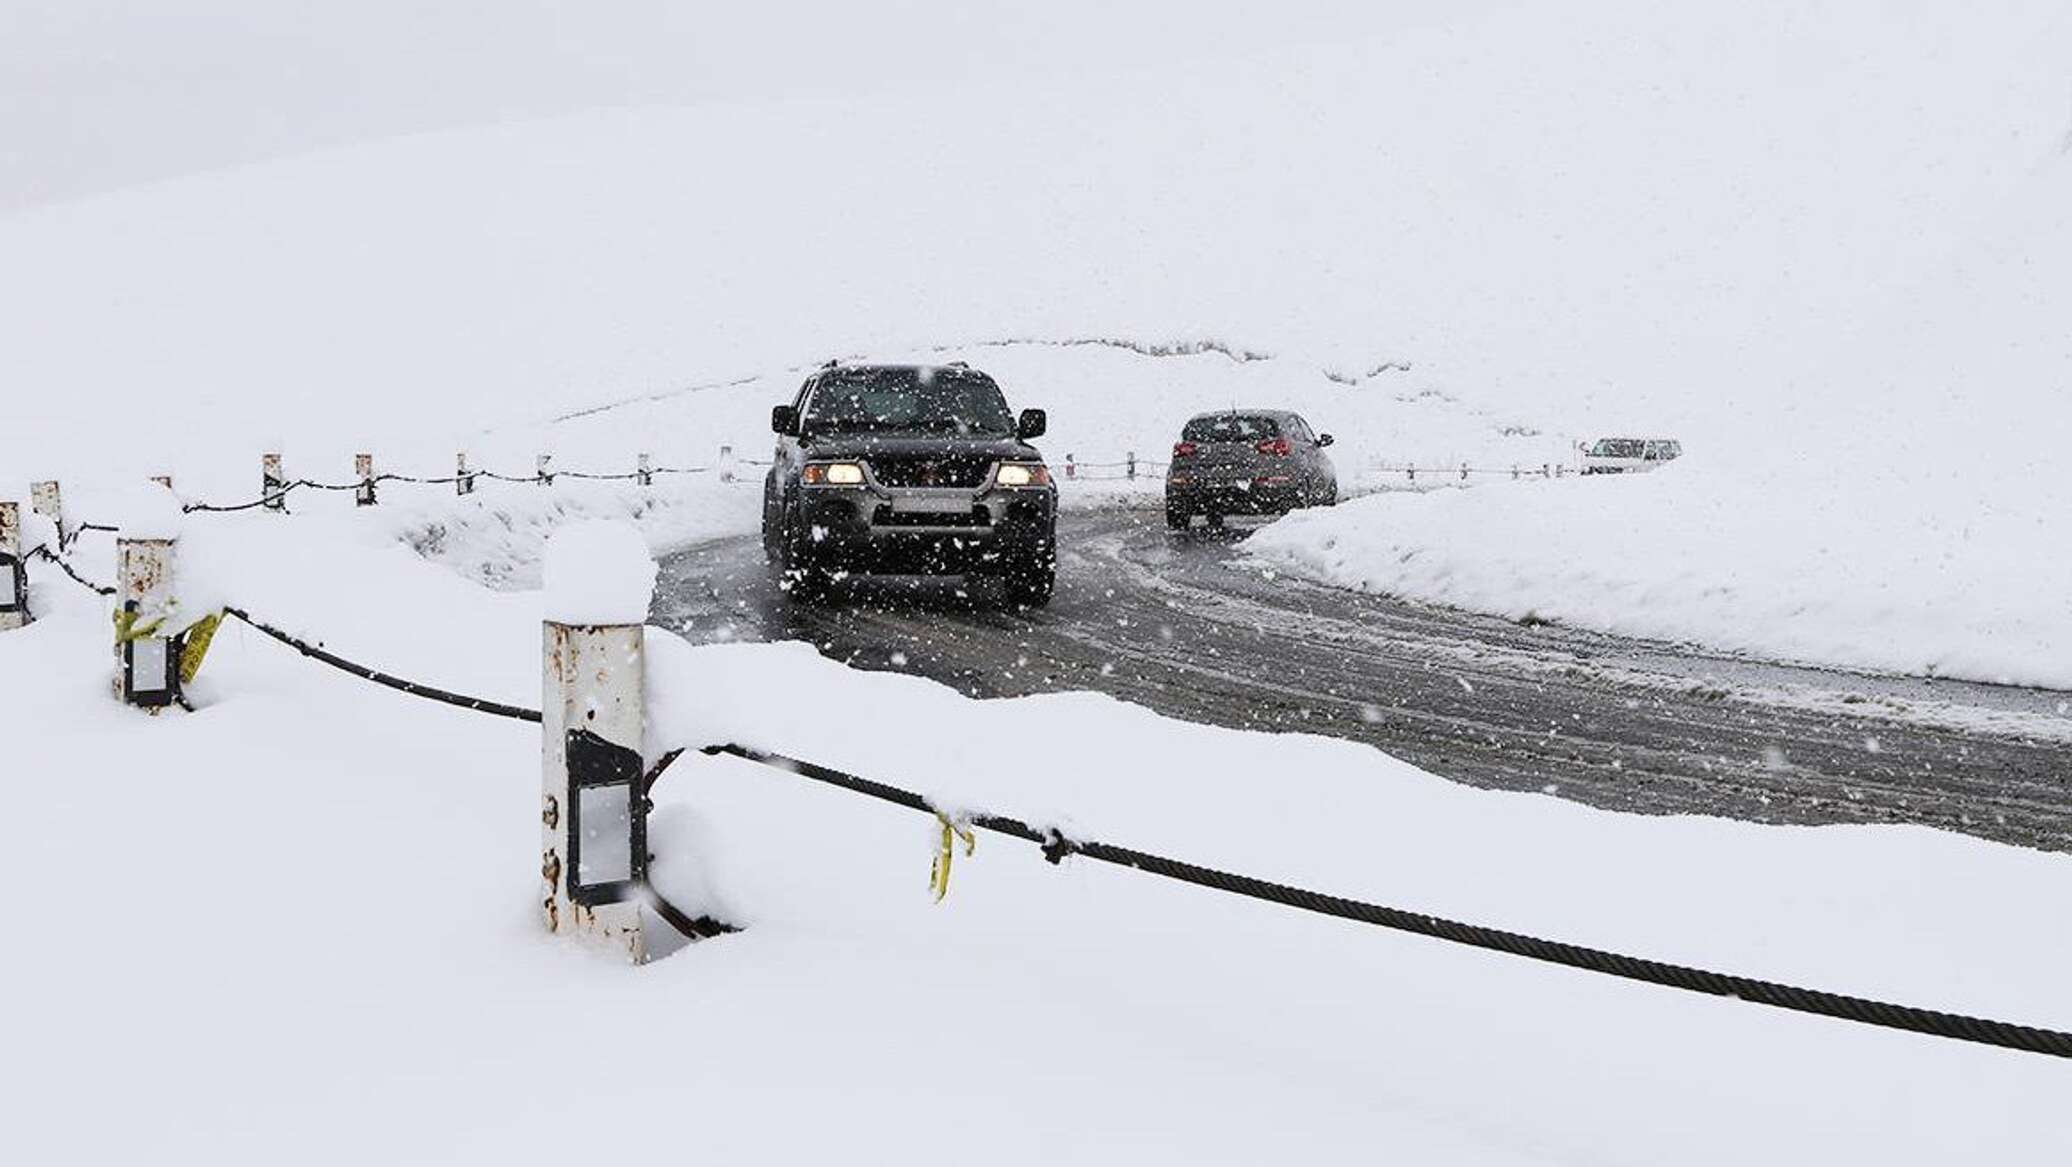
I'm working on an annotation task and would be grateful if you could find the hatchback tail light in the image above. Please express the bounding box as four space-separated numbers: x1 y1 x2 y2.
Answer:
1172 441 1198 458
1256 437 1292 456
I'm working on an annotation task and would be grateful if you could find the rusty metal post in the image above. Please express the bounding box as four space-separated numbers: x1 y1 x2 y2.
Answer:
457 452 475 496
0 502 27 631
262 452 287 512
355 454 376 506
637 453 653 487
31 480 62 536
117 536 179 708
542 619 647 962
717 444 736 484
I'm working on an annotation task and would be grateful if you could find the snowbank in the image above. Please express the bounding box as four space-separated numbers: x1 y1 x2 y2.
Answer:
1251 142 2072 690
385 476 760 590
4 521 2069 1163
1249 465 2072 688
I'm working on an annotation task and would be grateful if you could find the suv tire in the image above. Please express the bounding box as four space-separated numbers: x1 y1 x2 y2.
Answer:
1165 503 1191 530
1002 544 1057 608
772 497 832 601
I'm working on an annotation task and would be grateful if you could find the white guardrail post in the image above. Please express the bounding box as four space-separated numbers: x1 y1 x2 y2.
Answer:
541 612 649 962
0 501 27 631
457 452 474 496
116 535 180 708
31 480 62 544
262 452 287 512
717 445 736 484
638 453 653 488
355 454 376 506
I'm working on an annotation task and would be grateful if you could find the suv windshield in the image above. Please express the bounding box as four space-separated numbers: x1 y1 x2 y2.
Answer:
1183 414 1281 442
804 367 1015 437
1590 438 1645 458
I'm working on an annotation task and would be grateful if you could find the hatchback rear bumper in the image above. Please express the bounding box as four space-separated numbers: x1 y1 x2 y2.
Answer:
1165 479 1304 514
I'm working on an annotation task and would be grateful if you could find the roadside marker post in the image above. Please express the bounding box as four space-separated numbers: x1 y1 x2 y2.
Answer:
457 452 475 496
638 453 653 487
718 445 736 484
116 536 180 708
262 453 287 512
30 480 62 542
0 502 27 631
1127 451 1137 480
541 615 649 962
536 454 554 486
355 454 376 507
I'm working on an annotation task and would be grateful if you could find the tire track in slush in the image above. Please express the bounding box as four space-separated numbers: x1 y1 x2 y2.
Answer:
652 508 2072 852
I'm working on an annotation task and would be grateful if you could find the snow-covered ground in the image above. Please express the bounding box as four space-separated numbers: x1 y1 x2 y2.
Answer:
8 1 2072 1160
5 509 2069 1163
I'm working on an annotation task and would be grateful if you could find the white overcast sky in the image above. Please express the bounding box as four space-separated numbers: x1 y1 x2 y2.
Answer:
0 1 1501 212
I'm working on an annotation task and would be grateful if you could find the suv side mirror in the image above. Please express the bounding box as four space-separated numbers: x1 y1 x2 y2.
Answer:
771 405 800 436
1016 408 1047 440
1316 433 1335 448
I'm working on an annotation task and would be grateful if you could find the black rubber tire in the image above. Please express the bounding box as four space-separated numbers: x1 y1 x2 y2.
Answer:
773 498 831 601
1002 544 1057 608
1165 505 1191 530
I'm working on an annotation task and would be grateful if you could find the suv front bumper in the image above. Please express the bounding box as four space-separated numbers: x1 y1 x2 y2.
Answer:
799 480 1056 573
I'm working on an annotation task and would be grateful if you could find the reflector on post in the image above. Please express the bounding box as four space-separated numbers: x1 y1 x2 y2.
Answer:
566 727 646 904
117 537 180 709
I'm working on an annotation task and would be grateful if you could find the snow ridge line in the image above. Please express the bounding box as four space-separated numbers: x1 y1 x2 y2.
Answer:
673 743 2072 1063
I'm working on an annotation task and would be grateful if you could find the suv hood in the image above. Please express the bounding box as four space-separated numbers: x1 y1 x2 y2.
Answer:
803 434 1041 462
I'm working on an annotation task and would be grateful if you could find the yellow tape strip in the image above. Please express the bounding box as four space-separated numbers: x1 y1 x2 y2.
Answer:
929 813 977 903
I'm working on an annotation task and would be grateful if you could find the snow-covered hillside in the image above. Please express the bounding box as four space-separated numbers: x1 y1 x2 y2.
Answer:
5 2 2066 487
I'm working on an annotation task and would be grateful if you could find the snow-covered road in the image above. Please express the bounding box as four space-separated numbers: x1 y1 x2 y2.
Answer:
654 508 2072 851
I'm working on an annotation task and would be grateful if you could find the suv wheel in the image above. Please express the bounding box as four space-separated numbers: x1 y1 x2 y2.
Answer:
1002 544 1057 608
772 497 831 600
1165 503 1191 530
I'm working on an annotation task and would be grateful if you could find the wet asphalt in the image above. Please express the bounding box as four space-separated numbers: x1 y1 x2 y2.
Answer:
653 508 2072 852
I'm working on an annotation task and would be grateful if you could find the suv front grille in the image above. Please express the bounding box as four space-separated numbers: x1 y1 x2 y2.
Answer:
869 457 991 489
872 505 991 528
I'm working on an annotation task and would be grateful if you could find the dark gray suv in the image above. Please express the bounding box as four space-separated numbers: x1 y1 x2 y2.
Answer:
1165 409 1337 529
762 363 1058 604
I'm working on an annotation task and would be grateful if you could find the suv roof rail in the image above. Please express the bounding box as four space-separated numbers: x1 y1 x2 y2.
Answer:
820 358 841 369
945 360 969 368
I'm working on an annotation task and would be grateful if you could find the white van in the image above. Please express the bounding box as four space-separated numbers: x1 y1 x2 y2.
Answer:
1581 437 1682 475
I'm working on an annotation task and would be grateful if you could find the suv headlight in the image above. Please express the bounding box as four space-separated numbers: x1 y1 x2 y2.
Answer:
995 462 1051 487
802 462 866 485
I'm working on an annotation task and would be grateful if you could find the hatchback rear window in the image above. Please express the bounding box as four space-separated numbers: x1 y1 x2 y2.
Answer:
1183 414 1281 442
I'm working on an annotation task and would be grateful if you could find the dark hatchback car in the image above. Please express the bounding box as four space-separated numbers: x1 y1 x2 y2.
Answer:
1165 409 1337 528
762 362 1058 604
